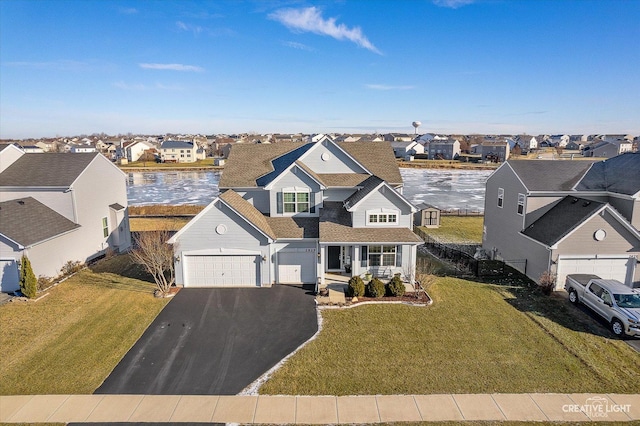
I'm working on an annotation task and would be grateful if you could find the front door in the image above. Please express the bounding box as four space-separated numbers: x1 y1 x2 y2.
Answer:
327 246 341 270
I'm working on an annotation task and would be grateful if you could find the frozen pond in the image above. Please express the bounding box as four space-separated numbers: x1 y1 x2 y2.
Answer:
126 168 493 212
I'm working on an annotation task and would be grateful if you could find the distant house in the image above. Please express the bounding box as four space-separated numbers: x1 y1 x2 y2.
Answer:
583 141 629 158
482 153 640 289
391 141 424 158
20 145 44 153
0 152 131 293
428 139 461 160
479 142 510 162
70 144 97 153
160 140 197 163
122 140 154 162
549 135 570 148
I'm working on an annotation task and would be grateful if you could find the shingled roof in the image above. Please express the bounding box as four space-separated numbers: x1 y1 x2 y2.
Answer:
0 197 80 247
506 159 595 192
521 196 605 246
0 153 98 187
575 152 640 196
219 140 403 188
219 190 276 240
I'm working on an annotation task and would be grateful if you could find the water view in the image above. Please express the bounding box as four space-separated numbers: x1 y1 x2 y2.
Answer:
127 168 493 212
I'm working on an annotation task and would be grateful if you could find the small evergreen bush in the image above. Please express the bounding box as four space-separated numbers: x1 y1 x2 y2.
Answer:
19 256 37 298
366 277 385 298
386 274 406 297
346 275 365 297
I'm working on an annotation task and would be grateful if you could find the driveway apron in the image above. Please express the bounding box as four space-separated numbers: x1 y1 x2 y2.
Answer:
95 286 317 395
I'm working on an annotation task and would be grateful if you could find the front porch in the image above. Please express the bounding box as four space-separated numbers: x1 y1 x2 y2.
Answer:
316 272 417 305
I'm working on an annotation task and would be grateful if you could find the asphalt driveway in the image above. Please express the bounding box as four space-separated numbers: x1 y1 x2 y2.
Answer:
95 285 317 395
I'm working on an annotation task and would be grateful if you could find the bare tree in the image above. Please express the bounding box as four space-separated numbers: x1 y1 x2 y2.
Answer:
130 230 176 296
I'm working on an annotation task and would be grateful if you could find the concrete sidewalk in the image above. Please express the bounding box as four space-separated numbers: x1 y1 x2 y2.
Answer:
1 393 638 423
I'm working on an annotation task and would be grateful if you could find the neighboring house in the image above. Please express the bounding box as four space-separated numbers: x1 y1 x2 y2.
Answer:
0 152 131 293
123 140 154 162
70 144 97 153
20 145 44 153
549 135 570 147
0 143 25 173
479 142 510 162
482 153 640 289
391 141 424 158
160 140 197 163
168 138 422 288
35 140 57 152
583 141 627 158
428 139 461 160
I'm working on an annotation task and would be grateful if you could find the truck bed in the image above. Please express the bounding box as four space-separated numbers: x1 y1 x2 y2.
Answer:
565 274 601 287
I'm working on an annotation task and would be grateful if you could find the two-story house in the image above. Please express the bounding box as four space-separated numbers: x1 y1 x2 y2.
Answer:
482 154 640 289
428 139 461 160
168 137 422 288
0 149 131 292
160 140 197 163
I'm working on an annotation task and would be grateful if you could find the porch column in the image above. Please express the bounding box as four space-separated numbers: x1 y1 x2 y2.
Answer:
319 244 325 286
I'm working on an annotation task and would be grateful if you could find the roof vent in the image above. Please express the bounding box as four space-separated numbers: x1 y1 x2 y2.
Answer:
570 198 579 204
582 201 591 207
18 200 25 205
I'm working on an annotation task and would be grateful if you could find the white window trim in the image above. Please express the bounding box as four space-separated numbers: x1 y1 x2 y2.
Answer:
368 245 397 267
497 187 504 208
517 193 525 215
282 187 311 215
366 208 399 226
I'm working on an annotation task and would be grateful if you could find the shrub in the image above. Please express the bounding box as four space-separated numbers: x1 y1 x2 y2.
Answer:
37 276 53 291
19 256 37 298
386 274 406 297
538 270 556 295
346 275 365 297
366 278 386 298
61 260 83 276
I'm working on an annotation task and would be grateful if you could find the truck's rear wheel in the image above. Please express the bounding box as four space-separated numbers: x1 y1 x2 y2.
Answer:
568 289 578 304
611 319 625 337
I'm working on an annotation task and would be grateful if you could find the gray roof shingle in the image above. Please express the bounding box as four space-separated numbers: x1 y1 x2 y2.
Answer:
343 175 384 210
507 160 595 192
521 196 605 246
0 153 98 187
575 152 640 195
219 190 276 240
0 197 80 247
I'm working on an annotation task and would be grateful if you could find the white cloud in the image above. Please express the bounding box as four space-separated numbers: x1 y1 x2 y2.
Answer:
366 84 416 91
139 63 204 72
283 41 314 51
119 7 138 15
268 7 381 55
432 0 475 9
176 21 203 35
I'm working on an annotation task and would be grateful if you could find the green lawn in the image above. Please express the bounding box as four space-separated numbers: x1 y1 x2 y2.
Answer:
0 255 169 395
260 276 640 395
418 216 484 244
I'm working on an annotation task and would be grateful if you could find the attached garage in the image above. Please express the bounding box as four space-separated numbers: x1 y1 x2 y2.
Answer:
0 259 19 293
278 248 317 284
184 254 260 287
555 256 634 289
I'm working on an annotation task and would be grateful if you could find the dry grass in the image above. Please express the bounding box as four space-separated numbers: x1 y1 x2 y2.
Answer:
419 216 484 244
0 255 169 395
260 276 640 395
128 204 204 216
129 217 191 231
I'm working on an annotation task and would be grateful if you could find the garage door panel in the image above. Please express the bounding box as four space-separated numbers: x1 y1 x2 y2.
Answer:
185 255 259 287
556 257 630 289
278 250 316 284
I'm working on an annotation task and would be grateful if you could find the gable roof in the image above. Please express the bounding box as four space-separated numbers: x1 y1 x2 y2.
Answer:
266 217 319 239
219 190 276 240
521 196 605 246
160 140 194 149
344 175 416 212
0 153 99 187
506 160 595 192
574 152 640 196
219 141 402 188
0 197 80 247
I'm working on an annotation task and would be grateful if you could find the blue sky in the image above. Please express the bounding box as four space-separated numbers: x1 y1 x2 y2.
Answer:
1 0 638 138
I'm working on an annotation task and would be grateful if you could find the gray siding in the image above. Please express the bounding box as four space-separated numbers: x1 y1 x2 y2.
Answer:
350 187 412 228
269 167 321 217
323 188 356 202
173 199 271 285
300 142 368 173
0 190 74 221
483 164 527 257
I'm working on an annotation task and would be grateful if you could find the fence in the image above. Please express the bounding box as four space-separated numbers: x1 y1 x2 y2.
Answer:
416 231 526 278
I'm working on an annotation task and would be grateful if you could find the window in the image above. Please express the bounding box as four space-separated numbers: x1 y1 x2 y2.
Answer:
367 210 399 225
283 191 309 213
102 217 109 238
517 193 525 215
368 245 396 266
497 188 504 208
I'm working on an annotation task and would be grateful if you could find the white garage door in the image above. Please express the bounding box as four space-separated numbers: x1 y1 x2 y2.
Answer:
278 249 316 284
185 255 259 287
556 256 631 289
0 259 19 293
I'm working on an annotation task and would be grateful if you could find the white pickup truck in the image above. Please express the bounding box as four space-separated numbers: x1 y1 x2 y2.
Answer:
565 274 640 338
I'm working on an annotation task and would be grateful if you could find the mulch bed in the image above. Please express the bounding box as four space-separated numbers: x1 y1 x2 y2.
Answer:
347 292 431 305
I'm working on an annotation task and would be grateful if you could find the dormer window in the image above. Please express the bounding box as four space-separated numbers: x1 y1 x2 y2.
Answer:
366 209 399 225
283 188 309 213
